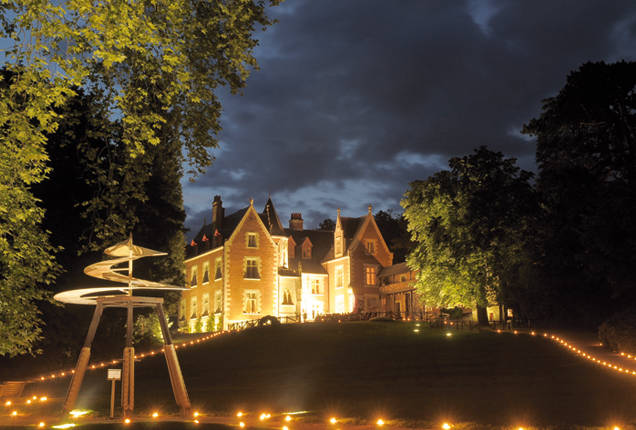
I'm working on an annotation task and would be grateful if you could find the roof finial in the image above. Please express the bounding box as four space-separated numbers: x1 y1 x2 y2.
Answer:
249 197 254 207
368 204 372 215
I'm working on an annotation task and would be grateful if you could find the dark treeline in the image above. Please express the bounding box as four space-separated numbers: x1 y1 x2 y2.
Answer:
403 61 636 335
0 76 186 377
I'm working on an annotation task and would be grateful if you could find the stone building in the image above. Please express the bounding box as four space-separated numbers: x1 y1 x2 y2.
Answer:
179 195 424 332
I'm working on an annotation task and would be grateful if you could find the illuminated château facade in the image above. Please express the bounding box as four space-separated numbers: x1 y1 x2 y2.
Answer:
179 195 403 332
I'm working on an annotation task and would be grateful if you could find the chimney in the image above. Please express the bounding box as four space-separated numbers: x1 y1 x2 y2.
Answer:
289 213 304 231
212 195 224 231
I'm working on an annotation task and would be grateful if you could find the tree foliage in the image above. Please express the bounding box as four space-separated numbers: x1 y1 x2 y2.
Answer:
402 147 536 324
523 60 636 326
0 0 279 356
0 70 61 357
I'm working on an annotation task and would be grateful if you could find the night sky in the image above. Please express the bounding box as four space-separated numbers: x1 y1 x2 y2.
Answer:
182 0 636 238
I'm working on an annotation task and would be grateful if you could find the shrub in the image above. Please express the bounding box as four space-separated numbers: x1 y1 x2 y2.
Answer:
598 309 636 353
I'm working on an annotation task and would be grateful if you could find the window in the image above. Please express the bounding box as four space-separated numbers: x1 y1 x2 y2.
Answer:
282 288 294 305
202 263 210 284
202 294 210 316
190 266 197 287
247 232 258 248
243 290 260 314
311 278 321 295
214 258 222 280
335 265 344 288
244 258 259 279
214 290 222 313
190 297 197 318
335 235 342 256
302 240 311 259
179 299 186 321
365 266 376 285
279 241 288 268
365 239 376 255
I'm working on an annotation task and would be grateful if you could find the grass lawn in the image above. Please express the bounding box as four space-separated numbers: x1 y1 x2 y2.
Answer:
17 322 636 427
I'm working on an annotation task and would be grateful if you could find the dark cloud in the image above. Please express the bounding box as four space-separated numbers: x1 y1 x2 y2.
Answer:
184 0 636 238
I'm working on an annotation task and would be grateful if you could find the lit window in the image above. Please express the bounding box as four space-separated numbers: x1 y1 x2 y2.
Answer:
282 288 294 305
202 263 210 284
214 290 222 313
190 266 197 287
190 297 197 318
214 258 222 280
311 279 321 294
202 294 210 316
365 240 376 255
335 265 344 288
243 290 259 314
335 235 342 256
179 299 186 321
245 258 259 279
247 233 258 248
365 266 376 285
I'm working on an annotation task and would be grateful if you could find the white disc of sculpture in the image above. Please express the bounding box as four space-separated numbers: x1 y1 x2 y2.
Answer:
54 237 186 305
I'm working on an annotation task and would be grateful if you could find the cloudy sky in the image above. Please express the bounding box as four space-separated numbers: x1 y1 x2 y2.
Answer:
183 0 636 237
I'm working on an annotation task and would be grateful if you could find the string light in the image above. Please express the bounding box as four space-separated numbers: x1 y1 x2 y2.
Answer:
442 423 452 429
285 415 292 422
39 422 46 427
28 331 227 383
124 418 131 424
152 412 159 418
376 418 385 426
236 411 244 417
239 421 245 428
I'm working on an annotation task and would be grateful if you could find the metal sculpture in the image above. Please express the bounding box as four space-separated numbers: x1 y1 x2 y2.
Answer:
54 235 191 416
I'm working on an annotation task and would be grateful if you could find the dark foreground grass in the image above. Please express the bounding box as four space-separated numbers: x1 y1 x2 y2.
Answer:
21 322 636 427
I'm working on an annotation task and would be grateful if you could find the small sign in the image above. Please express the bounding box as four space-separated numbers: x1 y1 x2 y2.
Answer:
107 369 121 380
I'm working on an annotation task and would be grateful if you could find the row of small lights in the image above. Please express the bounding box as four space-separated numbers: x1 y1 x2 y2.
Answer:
492 328 636 377
25 331 228 383
5 325 634 429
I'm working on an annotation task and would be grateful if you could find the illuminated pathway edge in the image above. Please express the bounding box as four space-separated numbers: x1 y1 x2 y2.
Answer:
3 327 636 429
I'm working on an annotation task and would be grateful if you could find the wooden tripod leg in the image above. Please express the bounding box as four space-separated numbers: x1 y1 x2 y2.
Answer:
63 303 104 412
156 304 191 416
121 304 135 416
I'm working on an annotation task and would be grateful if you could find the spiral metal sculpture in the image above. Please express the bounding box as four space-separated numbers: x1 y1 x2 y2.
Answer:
54 237 186 305
55 236 191 417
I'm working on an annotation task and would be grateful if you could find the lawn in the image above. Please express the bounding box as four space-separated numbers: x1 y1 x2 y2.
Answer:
15 322 636 427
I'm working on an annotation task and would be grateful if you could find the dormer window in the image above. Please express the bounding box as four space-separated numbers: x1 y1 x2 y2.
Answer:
335 234 343 256
301 238 312 259
365 239 376 255
247 232 258 248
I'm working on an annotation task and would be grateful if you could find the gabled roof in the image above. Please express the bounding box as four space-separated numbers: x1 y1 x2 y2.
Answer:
187 206 249 258
261 197 285 236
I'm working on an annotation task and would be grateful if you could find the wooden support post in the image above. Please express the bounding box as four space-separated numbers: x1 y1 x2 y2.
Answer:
109 379 116 419
121 303 135 415
156 304 191 416
63 303 103 412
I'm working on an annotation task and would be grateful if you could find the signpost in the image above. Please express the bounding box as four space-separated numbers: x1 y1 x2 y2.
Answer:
107 369 121 419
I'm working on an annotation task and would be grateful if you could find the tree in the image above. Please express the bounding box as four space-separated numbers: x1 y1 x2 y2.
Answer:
0 0 279 355
523 61 636 326
374 210 413 263
402 147 536 325
0 70 61 357
318 218 335 231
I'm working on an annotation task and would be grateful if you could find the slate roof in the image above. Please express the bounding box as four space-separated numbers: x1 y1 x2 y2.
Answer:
378 262 410 278
285 228 333 275
340 216 364 239
260 198 285 236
